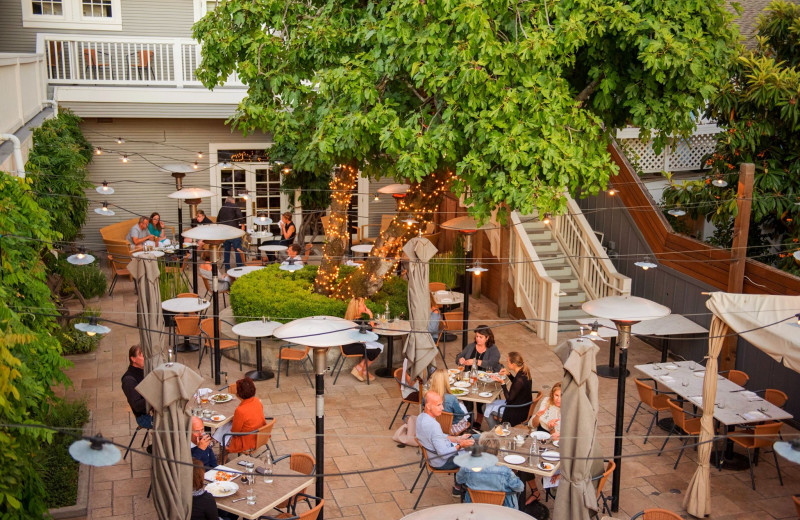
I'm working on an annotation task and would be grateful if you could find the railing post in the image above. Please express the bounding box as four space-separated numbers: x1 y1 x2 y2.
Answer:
173 40 184 88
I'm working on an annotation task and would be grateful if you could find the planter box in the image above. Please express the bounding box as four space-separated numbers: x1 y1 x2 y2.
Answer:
48 414 93 519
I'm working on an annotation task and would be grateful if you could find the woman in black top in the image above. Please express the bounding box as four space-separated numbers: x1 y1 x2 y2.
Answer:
454 325 502 372
191 458 218 520
486 351 533 427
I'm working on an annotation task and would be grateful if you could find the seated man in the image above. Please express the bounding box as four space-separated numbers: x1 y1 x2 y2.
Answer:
190 416 217 468
121 345 153 429
126 216 155 252
456 438 524 509
416 391 476 496
280 243 304 267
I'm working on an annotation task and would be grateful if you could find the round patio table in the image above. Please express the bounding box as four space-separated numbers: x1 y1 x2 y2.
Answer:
161 297 210 352
232 320 281 381
401 503 529 520
227 265 266 279
133 250 165 259
374 319 411 378
351 243 373 258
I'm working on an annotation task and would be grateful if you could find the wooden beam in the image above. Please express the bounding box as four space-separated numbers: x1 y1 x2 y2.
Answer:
497 221 510 317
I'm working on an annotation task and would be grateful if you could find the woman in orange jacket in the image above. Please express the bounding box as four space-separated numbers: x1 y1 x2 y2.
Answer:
226 377 266 455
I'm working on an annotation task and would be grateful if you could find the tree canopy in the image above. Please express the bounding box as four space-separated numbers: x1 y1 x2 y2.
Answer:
662 0 800 273
194 0 738 221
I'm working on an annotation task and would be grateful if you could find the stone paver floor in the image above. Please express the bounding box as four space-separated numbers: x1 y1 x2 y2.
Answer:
55 277 799 519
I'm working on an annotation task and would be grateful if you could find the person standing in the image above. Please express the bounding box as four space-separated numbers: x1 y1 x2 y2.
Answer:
216 196 245 271
121 345 153 429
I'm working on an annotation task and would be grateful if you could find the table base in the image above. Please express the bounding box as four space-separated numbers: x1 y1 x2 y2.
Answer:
374 367 394 378
710 451 750 471
596 365 629 379
176 340 199 353
657 418 675 433
375 336 396 379
246 369 275 381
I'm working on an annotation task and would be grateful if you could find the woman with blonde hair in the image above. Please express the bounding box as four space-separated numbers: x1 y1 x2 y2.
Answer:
485 351 533 428
528 382 561 440
342 297 384 381
425 369 470 434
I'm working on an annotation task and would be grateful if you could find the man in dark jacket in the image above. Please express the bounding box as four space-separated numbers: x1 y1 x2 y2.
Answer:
216 196 245 270
121 344 153 429
190 416 217 468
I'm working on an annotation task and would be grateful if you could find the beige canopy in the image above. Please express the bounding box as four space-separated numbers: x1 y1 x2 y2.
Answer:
706 292 800 373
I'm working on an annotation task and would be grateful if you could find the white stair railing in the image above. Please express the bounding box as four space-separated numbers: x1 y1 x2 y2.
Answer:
550 197 631 300
509 212 560 345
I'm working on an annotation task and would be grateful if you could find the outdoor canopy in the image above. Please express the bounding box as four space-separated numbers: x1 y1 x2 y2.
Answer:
402 236 439 380
128 256 167 374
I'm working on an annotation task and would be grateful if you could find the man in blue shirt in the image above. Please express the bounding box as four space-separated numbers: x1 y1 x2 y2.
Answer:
190 416 217 468
456 438 525 509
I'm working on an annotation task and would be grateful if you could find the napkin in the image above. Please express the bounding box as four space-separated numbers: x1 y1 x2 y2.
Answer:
742 411 768 421
658 375 675 383
687 395 703 404
663 363 678 370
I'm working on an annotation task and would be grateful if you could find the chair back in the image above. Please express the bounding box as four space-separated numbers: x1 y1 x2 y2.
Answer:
764 389 788 408
339 345 362 359
414 437 457 474
255 418 277 450
725 370 749 387
227 382 238 397
288 453 315 475
177 292 199 298
137 50 153 67
466 488 505 505
634 378 657 406
108 254 130 275
595 459 615 499
751 421 783 449
379 214 395 233
295 498 324 520
429 282 446 292
634 509 683 520
526 391 544 423
82 48 98 66
443 311 464 333
666 399 687 430
394 367 419 404
435 411 454 434
793 495 800 518
201 276 212 294
174 315 200 336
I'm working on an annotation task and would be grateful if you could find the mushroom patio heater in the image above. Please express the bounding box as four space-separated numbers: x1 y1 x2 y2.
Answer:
440 216 498 350
161 164 197 242
273 316 378 520
168 187 214 293
583 295 670 512
182 224 245 385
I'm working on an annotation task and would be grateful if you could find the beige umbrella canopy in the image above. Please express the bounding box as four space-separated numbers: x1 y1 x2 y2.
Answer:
137 363 203 520
402 236 439 380
128 256 167 374
553 338 604 520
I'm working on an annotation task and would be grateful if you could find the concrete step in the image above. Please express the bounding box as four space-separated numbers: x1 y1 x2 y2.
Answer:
528 241 559 255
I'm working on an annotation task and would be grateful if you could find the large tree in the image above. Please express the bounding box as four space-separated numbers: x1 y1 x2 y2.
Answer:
662 0 800 274
194 0 737 293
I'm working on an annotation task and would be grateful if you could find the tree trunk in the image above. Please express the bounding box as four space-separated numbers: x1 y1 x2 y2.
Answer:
333 169 451 299
313 164 359 295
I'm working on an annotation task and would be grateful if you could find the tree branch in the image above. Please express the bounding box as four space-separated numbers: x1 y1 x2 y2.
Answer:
576 77 602 103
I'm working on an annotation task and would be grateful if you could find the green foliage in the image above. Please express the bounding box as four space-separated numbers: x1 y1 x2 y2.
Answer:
429 252 459 288
194 0 736 222
230 265 408 321
0 173 72 518
58 258 108 299
158 260 189 300
25 111 93 243
56 310 102 356
34 399 90 509
661 1 800 274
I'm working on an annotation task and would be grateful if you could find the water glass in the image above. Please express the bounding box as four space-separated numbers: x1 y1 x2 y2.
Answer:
244 462 255 485
246 488 256 505
681 378 689 387
502 422 511 435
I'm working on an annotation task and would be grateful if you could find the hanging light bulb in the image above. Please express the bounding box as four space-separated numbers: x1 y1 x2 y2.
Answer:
74 316 110 336
197 151 203 159
240 192 249 201
95 202 115 216
68 248 95 265
94 147 103 155
712 177 728 188
402 216 418 226
95 181 114 195
115 137 124 144
667 208 686 217
542 213 552 225
193 161 199 170
608 188 617 196
589 321 600 337
220 161 232 168
635 256 657 270
373 193 380 202
466 262 488 276
282 165 292 174
121 155 128 163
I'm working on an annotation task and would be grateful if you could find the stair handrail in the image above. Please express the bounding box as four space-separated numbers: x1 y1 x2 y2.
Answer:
550 197 631 300
509 212 560 345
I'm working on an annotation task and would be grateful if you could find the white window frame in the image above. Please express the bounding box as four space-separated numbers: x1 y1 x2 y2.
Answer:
193 0 219 22
22 0 122 30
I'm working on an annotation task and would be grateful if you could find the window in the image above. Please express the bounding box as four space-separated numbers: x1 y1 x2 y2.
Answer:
22 0 121 30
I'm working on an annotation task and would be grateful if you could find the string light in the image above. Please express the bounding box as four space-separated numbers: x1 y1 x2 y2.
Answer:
95 181 114 195
589 321 600 337
373 193 380 202
121 155 128 163
94 147 103 155
542 214 552 225
668 208 686 217
712 177 728 188
193 162 199 170
115 137 124 144
94 202 115 216
608 188 617 196
466 262 488 275
197 152 203 159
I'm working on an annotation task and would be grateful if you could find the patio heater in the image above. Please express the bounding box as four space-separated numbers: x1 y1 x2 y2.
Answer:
440 216 498 351
181 224 245 385
583 295 670 512
168 187 214 294
274 316 378 520
160 164 196 242
377 183 410 208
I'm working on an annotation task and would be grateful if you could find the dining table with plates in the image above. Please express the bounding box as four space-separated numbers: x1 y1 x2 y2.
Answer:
447 367 504 404
431 289 464 307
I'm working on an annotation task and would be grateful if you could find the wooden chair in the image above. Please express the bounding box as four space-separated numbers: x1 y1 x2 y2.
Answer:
177 292 199 299
525 391 544 424
166 254 190 286
173 315 201 356
277 344 313 389
272 453 316 512
730 421 784 490
631 509 683 520
591 459 615 518
659 398 702 469
389 367 420 429
627 378 674 444
331 344 370 386
83 48 110 79
221 417 277 463
435 411 454 436
429 282 446 293
108 254 133 296
466 488 505 505
199 318 242 373
359 214 395 243
411 437 459 509
260 494 323 520
720 369 749 387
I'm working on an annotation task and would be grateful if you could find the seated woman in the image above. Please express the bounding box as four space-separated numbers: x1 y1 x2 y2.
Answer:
191 458 218 520
484 352 533 428
528 382 561 440
198 252 232 291
147 212 170 247
425 368 470 434
456 438 524 509
213 377 267 456
455 325 501 372
343 297 384 382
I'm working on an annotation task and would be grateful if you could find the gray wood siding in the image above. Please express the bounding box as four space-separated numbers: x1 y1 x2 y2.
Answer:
60 101 239 119
80 117 271 248
579 192 800 426
0 0 195 53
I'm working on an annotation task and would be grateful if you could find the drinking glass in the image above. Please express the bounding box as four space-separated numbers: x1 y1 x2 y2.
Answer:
245 461 255 485
263 452 274 484
246 488 256 505
717 401 726 410
502 422 511 435
681 378 689 387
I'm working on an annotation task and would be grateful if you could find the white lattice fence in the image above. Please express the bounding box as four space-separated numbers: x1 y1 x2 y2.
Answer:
616 124 722 174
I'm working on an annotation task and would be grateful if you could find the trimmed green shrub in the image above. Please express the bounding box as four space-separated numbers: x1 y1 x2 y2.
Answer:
61 259 107 299
35 399 90 509
230 265 408 322
57 310 102 355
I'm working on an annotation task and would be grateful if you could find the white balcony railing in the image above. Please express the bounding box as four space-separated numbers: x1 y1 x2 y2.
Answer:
0 53 48 135
36 33 243 88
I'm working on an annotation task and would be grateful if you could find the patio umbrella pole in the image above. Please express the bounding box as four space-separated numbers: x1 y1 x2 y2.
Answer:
192 246 198 295
211 257 221 386
462 241 473 351
314 348 327 519
177 202 183 252
610 322 631 512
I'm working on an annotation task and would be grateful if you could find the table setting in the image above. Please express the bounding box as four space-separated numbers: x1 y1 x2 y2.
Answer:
190 388 238 429
486 426 561 477
447 367 504 403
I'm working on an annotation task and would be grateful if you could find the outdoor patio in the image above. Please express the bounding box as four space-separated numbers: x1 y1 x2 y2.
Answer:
53 271 800 520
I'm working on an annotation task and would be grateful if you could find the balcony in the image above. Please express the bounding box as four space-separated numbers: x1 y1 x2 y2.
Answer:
0 52 48 135
36 33 242 89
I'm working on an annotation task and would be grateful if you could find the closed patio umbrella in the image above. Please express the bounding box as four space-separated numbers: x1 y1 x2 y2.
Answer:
128 256 167 374
553 337 603 520
137 362 203 520
402 236 439 380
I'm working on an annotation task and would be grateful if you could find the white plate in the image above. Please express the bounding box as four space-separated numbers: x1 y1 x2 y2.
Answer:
453 381 471 388
531 431 551 442
504 454 526 465
450 387 467 396
552 440 559 448
448 368 461 375
541 450 560 461
663 364 678 370
205 481 239 498
693 371 705 378
538 462 555 471
209 414 226 422
440 298 452 303
210 393 233 403
435 290 449 295
478 391 493 398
